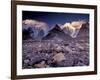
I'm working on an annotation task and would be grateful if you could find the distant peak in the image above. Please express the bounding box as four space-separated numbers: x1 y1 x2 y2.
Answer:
55 24 59 27
51 24 62 31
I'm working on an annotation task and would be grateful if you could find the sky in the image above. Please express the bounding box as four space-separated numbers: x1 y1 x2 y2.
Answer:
22 11 89 27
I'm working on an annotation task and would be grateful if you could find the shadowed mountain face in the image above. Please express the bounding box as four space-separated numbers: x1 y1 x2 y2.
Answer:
77 22 89 38
43 24 63 39
43 24 73 41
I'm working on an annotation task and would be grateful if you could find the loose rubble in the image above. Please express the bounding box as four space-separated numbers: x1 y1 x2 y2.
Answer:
22 37 89 69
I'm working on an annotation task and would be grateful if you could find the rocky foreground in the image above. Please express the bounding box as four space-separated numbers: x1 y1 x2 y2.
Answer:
22 38 89 69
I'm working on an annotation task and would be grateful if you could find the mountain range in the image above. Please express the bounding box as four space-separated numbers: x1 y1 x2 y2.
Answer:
22 19 89 40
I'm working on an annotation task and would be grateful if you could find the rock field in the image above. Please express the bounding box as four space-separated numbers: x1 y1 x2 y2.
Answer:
22 36 89 69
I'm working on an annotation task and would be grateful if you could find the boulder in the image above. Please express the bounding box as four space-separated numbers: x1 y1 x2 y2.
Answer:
34 61 47 68
53 52 66 62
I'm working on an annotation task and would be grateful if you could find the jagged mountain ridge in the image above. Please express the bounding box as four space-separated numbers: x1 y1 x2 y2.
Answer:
43 24 73 41
22 19 89 40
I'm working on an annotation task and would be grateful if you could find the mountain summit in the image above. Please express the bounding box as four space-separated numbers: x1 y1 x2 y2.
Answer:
43 24 72 41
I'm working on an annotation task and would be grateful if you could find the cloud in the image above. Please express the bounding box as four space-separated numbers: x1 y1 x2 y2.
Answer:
22 19 49 40
23 19 49 31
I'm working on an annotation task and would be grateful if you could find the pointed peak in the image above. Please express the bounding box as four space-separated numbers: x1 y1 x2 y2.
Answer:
53 24 62 30
55 24 59 27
